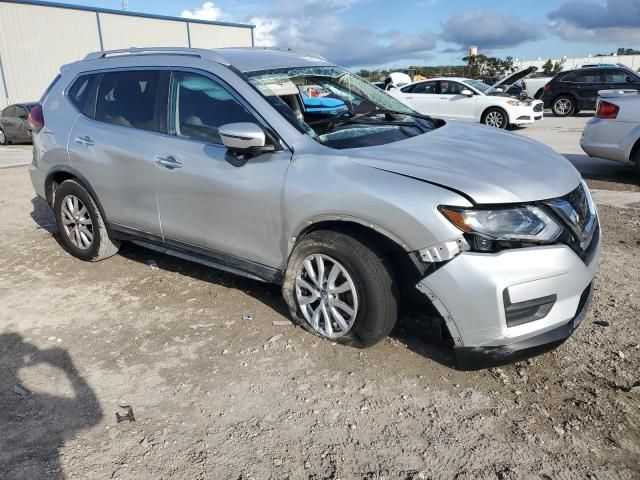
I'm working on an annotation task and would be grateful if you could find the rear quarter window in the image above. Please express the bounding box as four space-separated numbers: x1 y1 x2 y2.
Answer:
68 74 100 117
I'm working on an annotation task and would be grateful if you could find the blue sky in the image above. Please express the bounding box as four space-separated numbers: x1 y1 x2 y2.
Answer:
63 0 640 68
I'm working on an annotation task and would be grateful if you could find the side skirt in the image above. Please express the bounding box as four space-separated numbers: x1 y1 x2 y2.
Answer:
109 223 283 285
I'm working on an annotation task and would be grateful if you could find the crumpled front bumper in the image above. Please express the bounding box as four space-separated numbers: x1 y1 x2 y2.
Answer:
417 230 601 370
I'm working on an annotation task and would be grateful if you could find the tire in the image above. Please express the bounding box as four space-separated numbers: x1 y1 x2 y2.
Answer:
552 95 576 117
53 179 120 262
0 127 8 145
634 148 640 180
481 108 508 129
283 230 398 348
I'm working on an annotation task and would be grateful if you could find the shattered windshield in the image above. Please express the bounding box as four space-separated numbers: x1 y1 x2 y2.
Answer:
245 66 438 149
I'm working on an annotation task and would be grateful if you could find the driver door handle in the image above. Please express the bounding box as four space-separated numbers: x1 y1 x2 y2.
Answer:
156 155 182 169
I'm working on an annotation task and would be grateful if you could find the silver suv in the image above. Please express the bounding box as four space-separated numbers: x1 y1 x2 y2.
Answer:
28 48 600 369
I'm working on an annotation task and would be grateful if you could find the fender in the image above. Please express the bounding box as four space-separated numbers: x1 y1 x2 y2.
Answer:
621 124 640 162
287 213 413 259
44 165 115 238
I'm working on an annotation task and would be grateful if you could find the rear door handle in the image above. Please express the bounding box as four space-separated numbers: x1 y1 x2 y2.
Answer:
75 135 94 147
156 155 182 169
405 96 414 99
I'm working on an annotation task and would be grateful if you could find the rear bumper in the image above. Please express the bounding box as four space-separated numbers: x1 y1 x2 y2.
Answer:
455 282 593 370
580 118 636 164
28 164 46 200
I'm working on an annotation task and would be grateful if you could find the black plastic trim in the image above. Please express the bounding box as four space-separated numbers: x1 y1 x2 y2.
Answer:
109 223 283 284
455 283 593 370
503 290 557 327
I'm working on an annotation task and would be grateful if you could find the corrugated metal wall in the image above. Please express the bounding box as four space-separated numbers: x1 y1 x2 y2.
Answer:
0 2 101 107
0 1 254 108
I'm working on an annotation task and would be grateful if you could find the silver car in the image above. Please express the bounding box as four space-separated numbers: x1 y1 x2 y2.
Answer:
581 89 640 176
28 47 600 369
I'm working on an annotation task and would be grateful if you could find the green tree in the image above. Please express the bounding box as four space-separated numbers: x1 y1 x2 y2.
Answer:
552 60 565 74
542 59 554 76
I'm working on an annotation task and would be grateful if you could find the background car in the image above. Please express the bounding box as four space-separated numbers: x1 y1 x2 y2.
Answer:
0 103 36 145
542 66 640 116
390 69 543 129
580 89 640 176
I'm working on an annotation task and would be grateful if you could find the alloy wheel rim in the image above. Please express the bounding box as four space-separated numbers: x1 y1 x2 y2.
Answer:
295 254 359 339
61 195 94 250
0 130 5 144
555 99 571 115
486 111 504 128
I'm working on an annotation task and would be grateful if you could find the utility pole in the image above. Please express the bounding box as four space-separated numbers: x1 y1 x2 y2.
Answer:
121 0 128 11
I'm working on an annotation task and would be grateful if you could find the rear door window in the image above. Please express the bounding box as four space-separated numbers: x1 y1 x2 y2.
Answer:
410 81 437 94
95 70 164 132
2 106 15 117
575 70 602 83
169 72 255 144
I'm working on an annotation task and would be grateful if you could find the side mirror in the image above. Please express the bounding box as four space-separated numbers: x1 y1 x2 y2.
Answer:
461 89 474 97
626 76 636 83
219 122 272 153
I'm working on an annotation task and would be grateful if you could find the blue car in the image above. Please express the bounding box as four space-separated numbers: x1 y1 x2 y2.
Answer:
302 94 349 117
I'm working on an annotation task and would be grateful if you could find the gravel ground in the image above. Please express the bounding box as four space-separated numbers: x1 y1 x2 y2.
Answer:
1 124 639 479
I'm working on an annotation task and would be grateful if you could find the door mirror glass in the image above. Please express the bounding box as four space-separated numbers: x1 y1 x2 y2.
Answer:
219 122 268 152
461 89 474 97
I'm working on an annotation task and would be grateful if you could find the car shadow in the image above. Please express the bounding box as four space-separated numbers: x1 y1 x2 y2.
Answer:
30 196 458 369
563 153 638 186
0 333 103 479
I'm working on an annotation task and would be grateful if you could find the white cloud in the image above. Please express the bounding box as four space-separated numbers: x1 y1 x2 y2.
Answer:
181 2 223 21
245 2 437 67
250 16 280 47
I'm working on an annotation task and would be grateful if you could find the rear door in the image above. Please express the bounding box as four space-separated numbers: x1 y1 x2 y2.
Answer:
1 106 16 137
573 69 604 108
395 81 438 116
13 105 30 140
437 80 476 121
152 69 291 268
67 69 167 235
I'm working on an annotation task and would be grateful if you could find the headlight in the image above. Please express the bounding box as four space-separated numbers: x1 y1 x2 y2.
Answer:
506 100 522 106
439 205 563 251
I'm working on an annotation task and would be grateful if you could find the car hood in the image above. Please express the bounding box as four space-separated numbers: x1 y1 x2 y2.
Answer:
487 66 538 93
348 121 581 204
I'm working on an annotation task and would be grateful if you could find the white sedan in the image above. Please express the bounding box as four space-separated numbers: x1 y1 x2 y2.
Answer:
389 72 543 129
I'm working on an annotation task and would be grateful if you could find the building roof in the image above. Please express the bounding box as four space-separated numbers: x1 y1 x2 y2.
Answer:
0 0 254 29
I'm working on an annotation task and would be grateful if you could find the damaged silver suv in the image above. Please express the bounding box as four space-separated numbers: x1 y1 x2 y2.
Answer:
28 48 600 368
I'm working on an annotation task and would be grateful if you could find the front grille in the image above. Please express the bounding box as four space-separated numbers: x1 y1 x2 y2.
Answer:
533 103 543 112
545 183 598 264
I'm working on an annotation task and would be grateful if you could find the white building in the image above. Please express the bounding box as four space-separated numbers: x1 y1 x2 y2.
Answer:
0 0 255 107
513 54 640 73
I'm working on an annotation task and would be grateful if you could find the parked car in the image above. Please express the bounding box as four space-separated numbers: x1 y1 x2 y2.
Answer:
0 102 36 145
28 47 600 368
580 89 640 176
389 67 544 128
521 77 552 99
542 66 640 116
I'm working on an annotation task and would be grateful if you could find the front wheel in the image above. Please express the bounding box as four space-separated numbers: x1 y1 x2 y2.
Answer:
0 128 7 145
552 96 575 117
283 230 398 348
482 108 508 129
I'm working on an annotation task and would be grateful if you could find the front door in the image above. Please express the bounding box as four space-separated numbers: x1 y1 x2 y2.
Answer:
153 70 291 268
437 80 476 121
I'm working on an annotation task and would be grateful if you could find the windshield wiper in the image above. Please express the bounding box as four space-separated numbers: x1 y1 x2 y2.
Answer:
334 108 433 131
358 108 434 122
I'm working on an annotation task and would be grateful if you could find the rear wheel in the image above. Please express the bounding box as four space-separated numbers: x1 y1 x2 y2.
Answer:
0 128 7 145
53 179 120 262
482 108 508 129
552 95 575 117
634 148 640 180
283 230 398 348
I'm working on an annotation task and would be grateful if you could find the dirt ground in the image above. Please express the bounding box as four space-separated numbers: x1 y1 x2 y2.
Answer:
0 160 639 479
